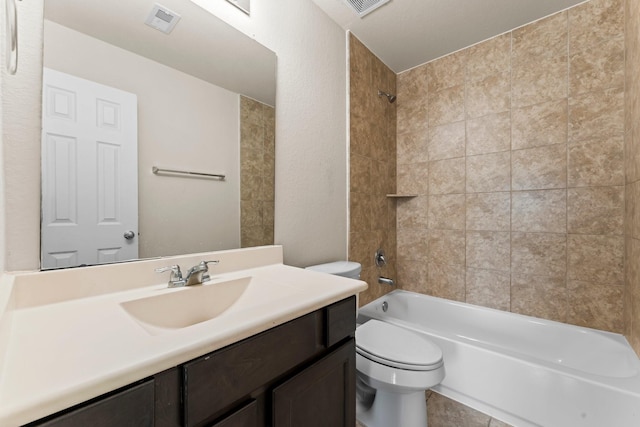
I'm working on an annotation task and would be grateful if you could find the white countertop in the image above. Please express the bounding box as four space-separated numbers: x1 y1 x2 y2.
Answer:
0 246 367 426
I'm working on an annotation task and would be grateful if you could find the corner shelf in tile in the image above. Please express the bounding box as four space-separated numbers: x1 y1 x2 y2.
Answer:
386 194 418 198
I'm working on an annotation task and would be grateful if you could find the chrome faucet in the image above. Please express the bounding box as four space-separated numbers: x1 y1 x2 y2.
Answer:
184 260 219 286
378 276 395 286
155 260 219 287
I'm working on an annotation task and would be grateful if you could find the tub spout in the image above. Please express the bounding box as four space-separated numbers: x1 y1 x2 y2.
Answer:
378 276 394 286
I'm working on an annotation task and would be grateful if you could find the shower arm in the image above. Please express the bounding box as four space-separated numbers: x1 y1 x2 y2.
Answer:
377 90 396 103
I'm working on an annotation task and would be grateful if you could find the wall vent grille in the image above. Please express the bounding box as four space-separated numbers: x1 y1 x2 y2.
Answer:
342 0 391 17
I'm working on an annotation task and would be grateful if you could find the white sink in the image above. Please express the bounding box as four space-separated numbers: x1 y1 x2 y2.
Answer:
120 276 254 334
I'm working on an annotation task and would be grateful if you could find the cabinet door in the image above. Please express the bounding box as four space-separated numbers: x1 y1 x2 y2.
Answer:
31 380 154 427
209 400 259 427
272 339 355 427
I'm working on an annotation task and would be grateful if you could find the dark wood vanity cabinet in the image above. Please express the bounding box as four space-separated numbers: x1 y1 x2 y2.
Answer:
26 296 356 427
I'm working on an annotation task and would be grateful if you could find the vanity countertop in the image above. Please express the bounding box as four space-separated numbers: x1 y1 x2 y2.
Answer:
0 246 367 427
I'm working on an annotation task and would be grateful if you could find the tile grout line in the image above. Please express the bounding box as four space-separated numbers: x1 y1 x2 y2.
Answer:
566 8 571 322
509 28 514 314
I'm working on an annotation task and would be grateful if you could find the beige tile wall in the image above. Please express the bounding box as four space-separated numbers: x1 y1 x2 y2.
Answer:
352 2 638 426
625 0 640 355
396 0 626 333
349 35 397 306
240 96 275 248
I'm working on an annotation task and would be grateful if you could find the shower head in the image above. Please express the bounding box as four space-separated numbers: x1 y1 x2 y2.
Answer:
378 90 397 103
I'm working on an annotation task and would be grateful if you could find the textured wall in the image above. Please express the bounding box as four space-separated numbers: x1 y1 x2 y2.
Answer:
0 0 44 271
349 35 397 306
240 96 275 248
625 0 640 355
396 0 626 333
191 0 350 267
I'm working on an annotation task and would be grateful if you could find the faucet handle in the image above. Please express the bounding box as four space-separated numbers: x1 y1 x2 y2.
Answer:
374 249 387 267
155 265 186 287
201 260 220 268
199 260 219 282
155 264 182 277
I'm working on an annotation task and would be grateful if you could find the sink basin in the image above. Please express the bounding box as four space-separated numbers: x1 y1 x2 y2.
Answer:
121 277 254 334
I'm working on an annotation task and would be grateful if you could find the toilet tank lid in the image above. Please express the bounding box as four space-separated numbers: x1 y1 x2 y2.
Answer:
305 261 361 276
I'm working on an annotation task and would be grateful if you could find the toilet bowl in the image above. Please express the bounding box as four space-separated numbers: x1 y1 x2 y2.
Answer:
355 319 445 427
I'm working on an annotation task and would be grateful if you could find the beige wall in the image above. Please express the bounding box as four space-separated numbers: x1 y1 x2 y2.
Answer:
395 0 626 333
44 21 242 258
0 0 43 271
240 96 275 248
625 0 640 355
191 0 349 267
349 35 397 306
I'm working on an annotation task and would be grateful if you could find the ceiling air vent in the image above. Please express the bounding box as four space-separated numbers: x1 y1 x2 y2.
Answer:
145 3 181 34
343 0 391 17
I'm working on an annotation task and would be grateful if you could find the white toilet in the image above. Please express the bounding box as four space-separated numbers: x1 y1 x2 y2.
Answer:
305 261 445 427
355 319 445 427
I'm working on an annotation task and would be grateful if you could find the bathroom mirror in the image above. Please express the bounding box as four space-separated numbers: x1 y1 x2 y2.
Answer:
40 0 276 269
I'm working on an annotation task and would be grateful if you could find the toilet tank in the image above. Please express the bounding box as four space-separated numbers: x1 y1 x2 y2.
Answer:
305 261 362 279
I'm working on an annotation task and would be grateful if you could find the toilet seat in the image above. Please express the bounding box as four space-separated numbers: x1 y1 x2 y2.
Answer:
356 320 443 371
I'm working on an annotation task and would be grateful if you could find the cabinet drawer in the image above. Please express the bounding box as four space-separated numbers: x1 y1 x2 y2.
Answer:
183 310 323 427
325 296 356 347
31 380 154 427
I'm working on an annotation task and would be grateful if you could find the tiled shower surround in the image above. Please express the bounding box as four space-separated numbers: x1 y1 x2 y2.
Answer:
624 0 640 362
395 0 629 335
625 0 640 355
240 96 275 248
349 36 397 306
351 0 640 423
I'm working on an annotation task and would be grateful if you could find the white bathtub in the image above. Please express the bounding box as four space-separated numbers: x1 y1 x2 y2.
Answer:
357 290 640 427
